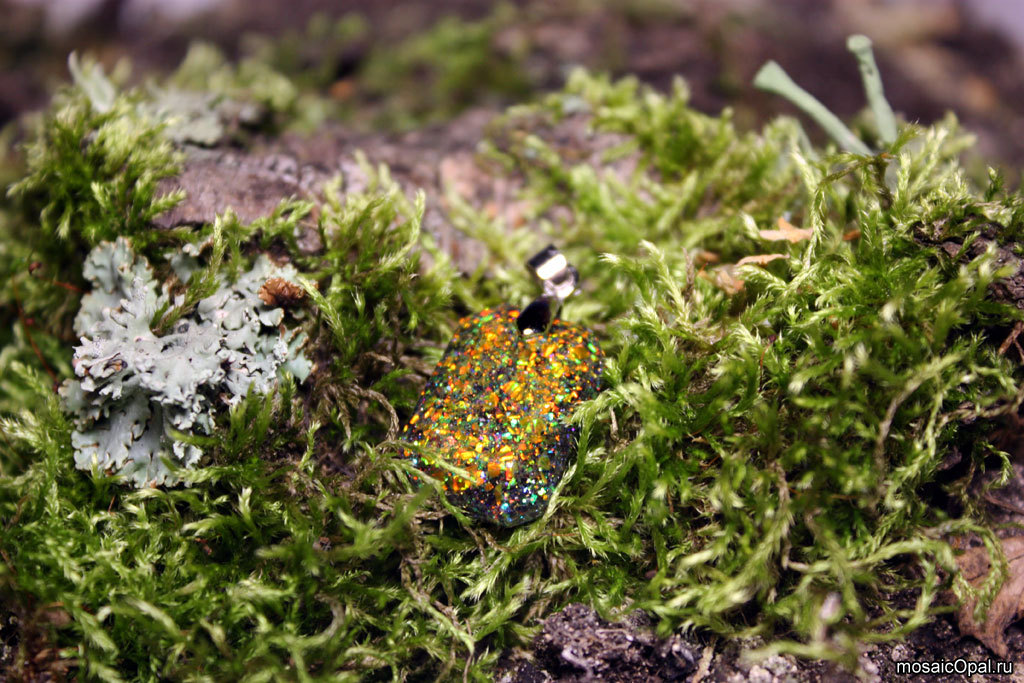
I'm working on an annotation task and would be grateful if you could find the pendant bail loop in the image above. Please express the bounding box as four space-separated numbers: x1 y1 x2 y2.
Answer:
526 244 578 303
518 245 578 335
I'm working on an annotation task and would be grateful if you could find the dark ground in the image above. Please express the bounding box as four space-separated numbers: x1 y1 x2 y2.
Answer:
3 0 1024 680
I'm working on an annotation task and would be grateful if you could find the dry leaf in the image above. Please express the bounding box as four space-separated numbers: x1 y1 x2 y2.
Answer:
699 266 745 294
953 536 1024 658
843 229 861 241
737 253 788 266
759 216 813 243
259 278 306 307
695 250 720 265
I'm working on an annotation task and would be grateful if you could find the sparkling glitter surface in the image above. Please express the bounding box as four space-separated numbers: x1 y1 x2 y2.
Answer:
400 305 603 527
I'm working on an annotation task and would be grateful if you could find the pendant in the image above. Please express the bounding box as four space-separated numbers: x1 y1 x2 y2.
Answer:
399 246 603 527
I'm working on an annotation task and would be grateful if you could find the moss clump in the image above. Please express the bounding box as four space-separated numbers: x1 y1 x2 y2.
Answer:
165 42 301 134
7 55 182 248
0 55 184 368
480 70 1023 662
358 5 531 129
243 13 370 93
2 42 1023 680
244 5 532 131
295 175 456 449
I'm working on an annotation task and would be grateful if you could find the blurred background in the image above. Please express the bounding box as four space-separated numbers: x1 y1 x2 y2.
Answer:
2 0 1023 172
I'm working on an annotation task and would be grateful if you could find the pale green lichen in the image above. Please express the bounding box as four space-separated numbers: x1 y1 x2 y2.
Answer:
166 42 299 130
60 237 310 487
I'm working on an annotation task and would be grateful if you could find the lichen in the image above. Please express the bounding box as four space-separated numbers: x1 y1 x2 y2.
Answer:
60 237 310 487
166 42 300 133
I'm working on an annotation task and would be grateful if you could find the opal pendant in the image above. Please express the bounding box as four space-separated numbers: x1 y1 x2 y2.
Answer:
400 248 603 526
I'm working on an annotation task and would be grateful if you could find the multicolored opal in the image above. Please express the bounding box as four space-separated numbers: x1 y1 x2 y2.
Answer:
400 304 603 527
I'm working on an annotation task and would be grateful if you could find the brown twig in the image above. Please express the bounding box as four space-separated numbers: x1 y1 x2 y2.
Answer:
998 320 1024 359
10 277 57 385
29 260 84 293
0 548 15 577
983 492 1024 517
5 494 30 531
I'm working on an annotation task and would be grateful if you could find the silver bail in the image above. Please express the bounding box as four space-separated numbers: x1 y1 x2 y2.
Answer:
527 244 579 302
517 245 578 335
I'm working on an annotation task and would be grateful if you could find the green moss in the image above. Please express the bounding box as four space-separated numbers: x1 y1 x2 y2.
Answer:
358 4 530 129
2 42 1024 681
295 171 457 450
0 55 184 377
246 5 532 131
243 13 369 92
7 55 182 247
479 71 1023 663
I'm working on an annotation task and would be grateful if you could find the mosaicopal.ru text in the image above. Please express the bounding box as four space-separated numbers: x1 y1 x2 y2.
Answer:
894 658 1012 676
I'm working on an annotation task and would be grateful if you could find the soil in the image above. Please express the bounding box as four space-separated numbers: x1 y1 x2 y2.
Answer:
496 602 1023 682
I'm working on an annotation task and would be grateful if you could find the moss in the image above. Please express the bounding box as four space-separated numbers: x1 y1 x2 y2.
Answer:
7 55 182 248
295 172 457 450
243 13 370 92
2 40 1024 680
485 71 1024 652
244 5 532 131
358 4 530 130
0 55 184 375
